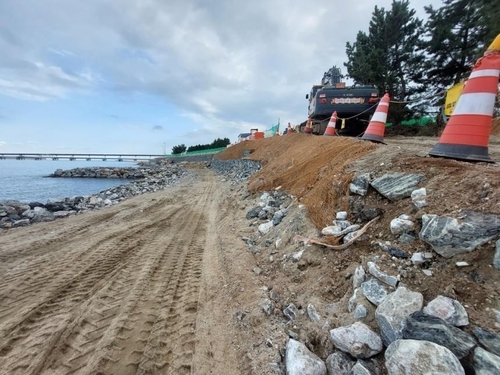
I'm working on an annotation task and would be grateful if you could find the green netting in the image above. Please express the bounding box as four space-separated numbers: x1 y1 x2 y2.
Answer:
385 117 436 127
165 147 227 157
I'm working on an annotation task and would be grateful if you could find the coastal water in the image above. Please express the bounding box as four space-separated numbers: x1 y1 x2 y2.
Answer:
0 159 136 203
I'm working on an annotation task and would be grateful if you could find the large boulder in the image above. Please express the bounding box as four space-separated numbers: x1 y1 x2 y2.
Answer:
473 327 500 357
385 339 465 375
472 347 500 375
423 295 469 327
285 339 326 375
403 312 476 359
325 351 355 375
329 322 383 359
419 211 500 258
375 287 423 346
370 173 425 201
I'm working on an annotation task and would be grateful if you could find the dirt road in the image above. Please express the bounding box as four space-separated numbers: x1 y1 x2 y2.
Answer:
0 167 254 375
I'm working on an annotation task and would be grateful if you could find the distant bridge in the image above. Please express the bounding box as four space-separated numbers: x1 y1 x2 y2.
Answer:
0 153 165 161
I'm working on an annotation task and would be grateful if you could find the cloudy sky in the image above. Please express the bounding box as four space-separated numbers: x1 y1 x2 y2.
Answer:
0 0 442 154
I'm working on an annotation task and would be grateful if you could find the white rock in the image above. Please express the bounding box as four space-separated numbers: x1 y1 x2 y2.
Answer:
411 188 427 209
258 221 274 235
422 269 433 276
385 339 465 375
321 225 342 236
390 216 415 235
285 339 326 375
411 252 425 265
307 304 321 323
423 295 469 326
329 322 383 359
456 261 470 267
336 211 348 220
353 265 366 289
367 261 398 287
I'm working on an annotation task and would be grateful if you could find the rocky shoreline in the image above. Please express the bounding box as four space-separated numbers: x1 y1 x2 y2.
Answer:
0 159 187 229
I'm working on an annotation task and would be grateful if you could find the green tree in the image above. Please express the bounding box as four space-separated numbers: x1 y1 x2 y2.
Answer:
422 0 494 89
171 144 186 154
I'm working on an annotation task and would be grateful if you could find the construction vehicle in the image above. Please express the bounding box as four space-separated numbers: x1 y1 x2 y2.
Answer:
301 66 380 135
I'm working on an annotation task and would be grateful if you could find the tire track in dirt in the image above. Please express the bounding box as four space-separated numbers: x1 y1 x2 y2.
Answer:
0 174 215 375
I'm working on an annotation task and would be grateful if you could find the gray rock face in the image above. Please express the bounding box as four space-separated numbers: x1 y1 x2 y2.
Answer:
285 339 326 375
386 339 465 375
473 347 500 375
403 312 476 359
367 262 398 287
350 173 371 196
419 211 500 258
370 173 425 201
329 322 383 359
325 351 355 375
375 287 423 346
361 279 390 306
423 295 469 327
494 239 500 270
473 327 500 356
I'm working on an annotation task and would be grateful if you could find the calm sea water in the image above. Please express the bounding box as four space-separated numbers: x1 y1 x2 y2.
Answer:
0 159 137 203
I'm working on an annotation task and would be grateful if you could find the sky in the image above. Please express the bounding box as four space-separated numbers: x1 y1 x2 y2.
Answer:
0 0 442 155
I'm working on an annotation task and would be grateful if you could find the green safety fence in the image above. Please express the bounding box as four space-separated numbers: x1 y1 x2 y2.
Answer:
164 147 227 157
385 117 436 127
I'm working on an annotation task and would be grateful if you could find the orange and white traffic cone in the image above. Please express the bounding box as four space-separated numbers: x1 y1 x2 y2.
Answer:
429 34 500 162
323 111 338 136
304 118 313 134
362 93 389 143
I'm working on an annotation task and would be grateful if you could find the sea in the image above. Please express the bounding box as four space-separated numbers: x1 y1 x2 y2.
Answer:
0 159 137 203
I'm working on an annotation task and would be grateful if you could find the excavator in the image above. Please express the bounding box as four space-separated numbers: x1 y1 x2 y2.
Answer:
301 66 380 135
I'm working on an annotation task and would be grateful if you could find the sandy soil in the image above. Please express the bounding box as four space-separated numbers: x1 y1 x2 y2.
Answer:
1 130 500 374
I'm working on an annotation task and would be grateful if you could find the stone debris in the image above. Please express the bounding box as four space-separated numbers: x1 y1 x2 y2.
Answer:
423 295 469 327
472 347 500 375
353 265 366 289
411 187 427 209
385 339 465 375
494 239 500 270
307 304 321 323
367 261 398 287
353 304 368 320
283 303 299 321
472 327 500 357
329 322 383 359
285 339 326 375
370 173 425 201
375 287 423 346
361 278 390 306
325 351 355 375
349 173 371 196
403 312 476 359
390 215 415 235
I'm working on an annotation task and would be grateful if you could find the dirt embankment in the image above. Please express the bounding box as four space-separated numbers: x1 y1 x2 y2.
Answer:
1 131 500 374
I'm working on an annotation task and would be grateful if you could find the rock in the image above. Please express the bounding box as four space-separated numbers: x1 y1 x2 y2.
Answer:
494 239 500 270
329 322 383 359
361 279 389 306
403 312 476 359
354 304 368 320
334 220 351 230
31 207 55 222
385 339 465 375
411 187 427 209
343 231 358 244
54 168 63 176
351 360 377 375
359 208 383 221
419 211 500 258
292 250 304 261
307 304 321 323
247 207 261 220
261 299 273 316
325 351 355 375
353 266 366 289
398 233 416 244
473 327 500 356
13 219 30 227
390 216 415 235
473 347 500 375
387 245 409 259
375 287 423 346
285 339 326 375
54 211 71 218
284 304 299 321
456 261 470 267
350 173 371 196
348 288 363 313
260 192 270 202
45 202 66 212
423 295 469 327
321 225 342 236
258 221 274 235
273 210 285 225
422 269 433 277
336 211 348 220
411 252 425 265
367 262 398 287
371 173 425 201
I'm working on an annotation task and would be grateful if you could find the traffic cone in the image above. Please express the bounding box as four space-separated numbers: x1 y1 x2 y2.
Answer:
429 34 500 162
323 111 338 136
304 118 313 134
362 93 389 143
286 122 292 135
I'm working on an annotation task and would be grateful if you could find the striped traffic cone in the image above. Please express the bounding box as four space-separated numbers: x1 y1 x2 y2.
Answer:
304 118 313 134
323 111 338 136
429 34 500 162
362 93 389 143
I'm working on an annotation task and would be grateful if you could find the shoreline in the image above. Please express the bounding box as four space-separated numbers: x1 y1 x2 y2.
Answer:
0 159 188 230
